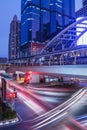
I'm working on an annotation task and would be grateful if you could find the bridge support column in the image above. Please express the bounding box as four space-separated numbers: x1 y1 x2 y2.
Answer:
60 54 64 65
16 73 20 81
74 55 77 64
30 74 40 83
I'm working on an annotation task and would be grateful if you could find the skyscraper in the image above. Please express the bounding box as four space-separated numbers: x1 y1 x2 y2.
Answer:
76 0 87 17
21 0 75 57
8 15 20 63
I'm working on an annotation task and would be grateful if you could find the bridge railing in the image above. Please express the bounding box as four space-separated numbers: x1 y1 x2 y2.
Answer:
9 45 87 66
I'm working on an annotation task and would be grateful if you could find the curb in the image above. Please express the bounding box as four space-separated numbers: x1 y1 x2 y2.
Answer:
0 117 19 126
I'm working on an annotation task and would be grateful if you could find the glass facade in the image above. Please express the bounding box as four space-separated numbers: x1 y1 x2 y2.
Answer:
21 0 75 57
8 15 20 61
83 0 87 6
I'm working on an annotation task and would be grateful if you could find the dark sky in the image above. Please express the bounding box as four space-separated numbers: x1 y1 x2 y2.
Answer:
0 0 82 58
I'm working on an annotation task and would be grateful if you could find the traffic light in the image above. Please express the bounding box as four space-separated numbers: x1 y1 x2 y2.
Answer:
7 92 17 99
8 93 13 99
13 92 17 98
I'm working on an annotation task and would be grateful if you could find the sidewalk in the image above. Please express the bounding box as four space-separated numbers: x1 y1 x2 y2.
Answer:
0 115 20 127
0 114 21 127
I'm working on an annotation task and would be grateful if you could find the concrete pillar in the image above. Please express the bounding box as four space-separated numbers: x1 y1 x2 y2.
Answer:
16 73 20 81
30 74 40 83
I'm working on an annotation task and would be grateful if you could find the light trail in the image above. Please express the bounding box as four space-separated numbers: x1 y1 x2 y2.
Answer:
2 77 87 129
32 88 85 122
34 112 67 130
7 87 45 115
18 93 44 115
32 88 87 129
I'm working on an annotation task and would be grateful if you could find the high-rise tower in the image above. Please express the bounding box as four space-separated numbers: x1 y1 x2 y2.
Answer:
8 15 20 63
21 0 75 57
76 0 87 17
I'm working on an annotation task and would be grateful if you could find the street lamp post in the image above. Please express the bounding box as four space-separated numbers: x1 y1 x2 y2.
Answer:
1 78 6 103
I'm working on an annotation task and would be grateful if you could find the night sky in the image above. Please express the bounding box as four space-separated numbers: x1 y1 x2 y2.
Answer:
0 0 82 58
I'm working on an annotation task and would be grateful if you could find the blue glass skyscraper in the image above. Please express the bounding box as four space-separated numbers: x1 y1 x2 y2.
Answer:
21 0 75 57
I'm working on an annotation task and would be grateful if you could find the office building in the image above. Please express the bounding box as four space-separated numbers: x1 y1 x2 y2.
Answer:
31 42 45 55
76 0 87 17
0 58 7 64
8 15 20 63
21 0 75 57
76 0 87 45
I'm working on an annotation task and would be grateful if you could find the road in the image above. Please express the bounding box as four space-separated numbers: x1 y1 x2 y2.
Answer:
0 79 76 130
1 74 87 130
